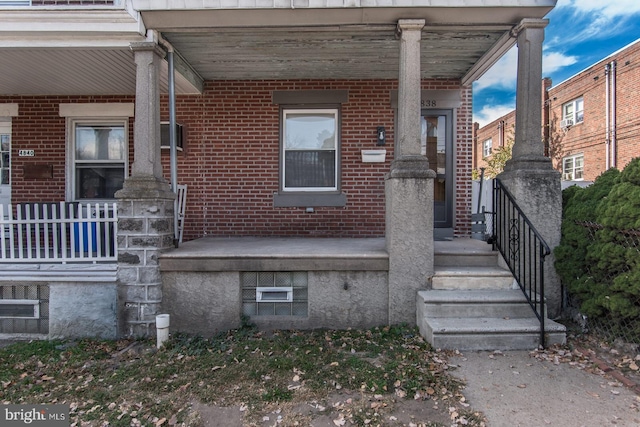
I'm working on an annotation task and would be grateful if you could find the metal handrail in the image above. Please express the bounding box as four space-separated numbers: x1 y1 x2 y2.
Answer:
492 178 551 348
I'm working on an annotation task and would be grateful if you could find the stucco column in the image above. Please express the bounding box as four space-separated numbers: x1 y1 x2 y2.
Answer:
397 19 424 158
115 41 175 337
386 19 436 325
499 19 562 318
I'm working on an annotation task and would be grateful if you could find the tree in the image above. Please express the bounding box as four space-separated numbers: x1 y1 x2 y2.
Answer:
473 125 514 180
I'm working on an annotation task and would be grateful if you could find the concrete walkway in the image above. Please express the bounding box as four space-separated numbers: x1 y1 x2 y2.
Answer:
452 350 640 427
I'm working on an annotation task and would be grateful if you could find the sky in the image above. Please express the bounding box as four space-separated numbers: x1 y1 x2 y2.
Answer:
473 0 640 128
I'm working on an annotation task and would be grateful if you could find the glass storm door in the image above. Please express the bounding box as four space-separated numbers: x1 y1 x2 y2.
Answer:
0 122 10 208
421 110 453 229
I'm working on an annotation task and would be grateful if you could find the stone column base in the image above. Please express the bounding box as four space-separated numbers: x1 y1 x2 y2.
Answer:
498 166 562 318
116 177 176 337
386 156 436 324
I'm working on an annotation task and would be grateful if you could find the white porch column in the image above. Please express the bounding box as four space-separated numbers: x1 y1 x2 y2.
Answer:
386 19 436 325
116 41 176 337
499 19 562 317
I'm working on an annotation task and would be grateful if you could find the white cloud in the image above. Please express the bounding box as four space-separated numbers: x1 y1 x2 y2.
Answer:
543 52 578 74
558 0 640 18
554 0 640 42
473 48 517 92
473 104 515 128
474 49 577 93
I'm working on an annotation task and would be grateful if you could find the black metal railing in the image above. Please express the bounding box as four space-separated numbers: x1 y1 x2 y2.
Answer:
492 178 551 348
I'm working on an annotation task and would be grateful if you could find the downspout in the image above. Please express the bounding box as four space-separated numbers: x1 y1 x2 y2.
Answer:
605 63 610 170
611 61 617 169
156 31 180 246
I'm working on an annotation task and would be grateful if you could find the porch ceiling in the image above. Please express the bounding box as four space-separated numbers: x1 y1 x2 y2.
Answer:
162 26 507 81
0 4 555 96
0 48 197 96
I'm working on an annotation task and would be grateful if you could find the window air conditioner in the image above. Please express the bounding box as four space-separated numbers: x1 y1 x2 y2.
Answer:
560 118 574 129
161 122 184 150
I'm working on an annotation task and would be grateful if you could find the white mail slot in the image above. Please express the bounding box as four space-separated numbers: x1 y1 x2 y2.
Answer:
361 149 386 163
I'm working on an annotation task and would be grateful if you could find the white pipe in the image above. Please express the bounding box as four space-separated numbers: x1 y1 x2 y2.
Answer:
156 314 170 348
611 60 617 168
605 63 610 170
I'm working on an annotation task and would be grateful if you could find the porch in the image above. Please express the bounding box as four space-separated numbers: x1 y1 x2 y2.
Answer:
0 202 118 339
159 236 565 350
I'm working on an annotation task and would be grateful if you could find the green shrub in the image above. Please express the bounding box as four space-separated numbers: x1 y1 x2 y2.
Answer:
555 158 640 341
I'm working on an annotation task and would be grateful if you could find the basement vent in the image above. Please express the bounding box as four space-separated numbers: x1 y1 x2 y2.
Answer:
0 284 49 334
0 299 39 319
0 1 31 6
256 287 293 303
242 272 308 317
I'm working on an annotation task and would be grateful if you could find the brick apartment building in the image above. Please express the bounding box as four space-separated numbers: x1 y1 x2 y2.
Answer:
474 38 640 183
0 0 565 346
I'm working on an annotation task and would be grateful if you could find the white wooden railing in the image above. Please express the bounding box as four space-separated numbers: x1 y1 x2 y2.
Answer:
0 202 117 264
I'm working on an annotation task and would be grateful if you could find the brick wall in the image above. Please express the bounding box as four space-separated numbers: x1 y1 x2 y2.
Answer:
4 95 134 203
473 110 517 173
3 79 473 240
548 40 640 181
455 85 473 237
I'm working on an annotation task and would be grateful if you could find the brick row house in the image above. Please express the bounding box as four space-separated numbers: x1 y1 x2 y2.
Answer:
475 38 640 185
0 0 565 349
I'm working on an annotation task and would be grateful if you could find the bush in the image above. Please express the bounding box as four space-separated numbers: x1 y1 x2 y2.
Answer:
555 158 640 341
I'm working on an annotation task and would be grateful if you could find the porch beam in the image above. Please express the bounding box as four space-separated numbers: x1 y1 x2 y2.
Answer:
163 45 204 95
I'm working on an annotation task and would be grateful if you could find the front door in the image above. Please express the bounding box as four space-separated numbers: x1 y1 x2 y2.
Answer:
421 110 453 233
0 122 10 208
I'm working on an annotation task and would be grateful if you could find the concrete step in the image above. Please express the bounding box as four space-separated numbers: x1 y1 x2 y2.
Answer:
434 239 498 267
432 266 514 290
417 289 535 318
417 316 567 351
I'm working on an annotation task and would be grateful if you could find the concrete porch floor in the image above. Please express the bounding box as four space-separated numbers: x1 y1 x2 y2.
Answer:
161 236 493 260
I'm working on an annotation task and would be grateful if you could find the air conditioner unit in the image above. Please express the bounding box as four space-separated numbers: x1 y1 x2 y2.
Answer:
560 118 574 129
160 122 184 150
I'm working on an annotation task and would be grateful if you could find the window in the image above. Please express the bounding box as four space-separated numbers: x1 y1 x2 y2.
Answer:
282 108 338 192
562 97 584 126
242 272 308 316
71 120 127 200
562 154 584 181
482 138 492 158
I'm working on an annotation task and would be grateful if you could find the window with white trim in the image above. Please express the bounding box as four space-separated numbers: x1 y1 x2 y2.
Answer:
482 138 492 158
71 120 127 200
562 154 584 181
562 97 584 126
282 108 339 192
